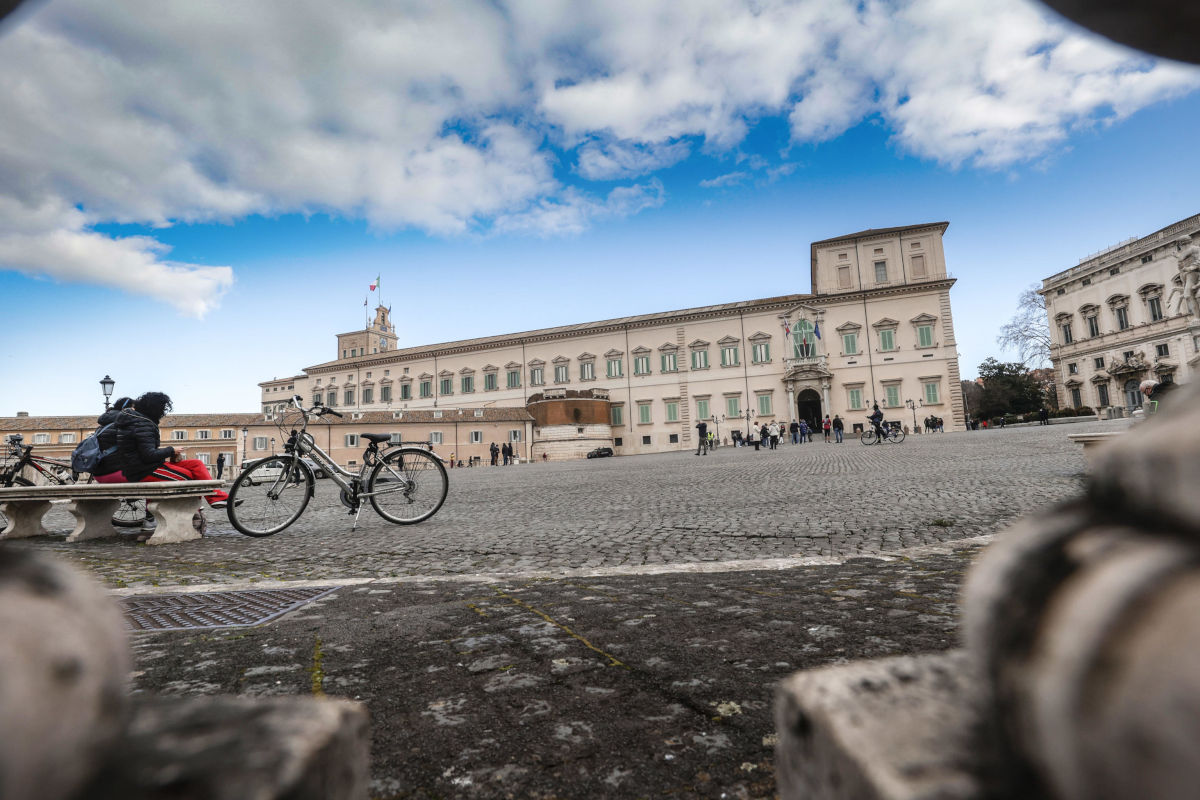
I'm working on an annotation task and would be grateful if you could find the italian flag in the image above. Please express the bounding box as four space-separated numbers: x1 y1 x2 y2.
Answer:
369 275 380 292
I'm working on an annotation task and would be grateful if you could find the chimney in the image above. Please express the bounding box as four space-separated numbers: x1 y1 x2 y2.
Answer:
16 411 29 417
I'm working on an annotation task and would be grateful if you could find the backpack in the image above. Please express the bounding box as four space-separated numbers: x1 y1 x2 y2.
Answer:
71 423 118 474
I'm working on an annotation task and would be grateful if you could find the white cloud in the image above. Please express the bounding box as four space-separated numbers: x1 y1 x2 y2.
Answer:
699 171 748 189
0 0 1196 313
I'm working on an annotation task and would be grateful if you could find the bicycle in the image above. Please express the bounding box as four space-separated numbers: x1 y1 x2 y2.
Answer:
860 421 906 445
226 396 449 537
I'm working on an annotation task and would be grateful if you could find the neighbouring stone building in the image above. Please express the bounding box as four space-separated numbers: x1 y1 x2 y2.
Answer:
1040 213 1200 414
259 222 967 457
0 409 534 472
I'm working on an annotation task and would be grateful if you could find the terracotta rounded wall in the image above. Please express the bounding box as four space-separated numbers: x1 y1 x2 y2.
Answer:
527 399 610 427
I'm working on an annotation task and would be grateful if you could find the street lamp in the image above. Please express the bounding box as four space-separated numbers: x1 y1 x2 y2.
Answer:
710 414 725 448
99 375 115 410
744 407 753 439
271 437 276 454
241 426 248 467
906 399 922 432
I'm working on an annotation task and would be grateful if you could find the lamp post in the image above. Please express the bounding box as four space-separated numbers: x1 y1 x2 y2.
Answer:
271 437 276 455
99 375 115 410
710 414 725 448
906 399 922 432
744 407 753 439
241 426 248 467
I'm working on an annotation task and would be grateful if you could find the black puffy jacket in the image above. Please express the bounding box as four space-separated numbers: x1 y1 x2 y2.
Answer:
91 408 123 476
113 409 175 482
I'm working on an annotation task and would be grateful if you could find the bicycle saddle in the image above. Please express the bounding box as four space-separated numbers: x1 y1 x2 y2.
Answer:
361 433 392 443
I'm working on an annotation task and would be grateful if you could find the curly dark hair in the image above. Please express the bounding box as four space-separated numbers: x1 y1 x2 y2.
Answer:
111 397 134 411
134 392 173 422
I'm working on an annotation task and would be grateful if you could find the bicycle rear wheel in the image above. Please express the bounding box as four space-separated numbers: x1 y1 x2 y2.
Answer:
860 429 878 445
112 498 148 527
887 429 906 444
368 448 448 525
227 456 312 537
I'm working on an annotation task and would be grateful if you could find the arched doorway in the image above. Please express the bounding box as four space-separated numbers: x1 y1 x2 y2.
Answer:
796 388 821 427
1124 378 1142 409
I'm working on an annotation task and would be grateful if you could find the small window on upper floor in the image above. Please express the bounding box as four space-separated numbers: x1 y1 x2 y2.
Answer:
1142 255 1153 264
874 261 887 283
1110 267 1120 275
1057 288 1066 295
1068 362 1078 374
1082 278 1091 286
1156 343 1170 357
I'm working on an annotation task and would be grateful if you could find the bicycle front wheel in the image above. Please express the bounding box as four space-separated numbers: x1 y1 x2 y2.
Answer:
112 498 147 528
887 429 906 444
227 456 312 537
860 429 878 445
368 448 448 525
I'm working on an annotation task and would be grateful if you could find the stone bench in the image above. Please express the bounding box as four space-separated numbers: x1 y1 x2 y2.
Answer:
0 481 222 546
1067 431 1123 464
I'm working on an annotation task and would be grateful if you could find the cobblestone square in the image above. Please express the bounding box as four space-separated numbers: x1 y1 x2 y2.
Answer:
11 422 1104 590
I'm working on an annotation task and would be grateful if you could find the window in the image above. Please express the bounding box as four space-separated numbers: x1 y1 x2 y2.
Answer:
327 391 336 406
837 265 852 288
793 320 816 358
668 434 679 444
611 405 624 426
878 329 896 351
752 342 770 363
1115 306 1129 330
1141 255 1153 264
634 356 650 375
1149 296 1164 322
362 387 373 404
172 430 188 440
661 352 677 372
530 367 544 385
606 358 623 378
344 389 355 405
923 382 940 405
885 386 901 408
848 388 864 410
196 430 211 440
196 453 209 465
419 380 432 398
1097 384 1110 407
507 370 521 388
430 432 443 445
461 375 474 393
470 431 482 444
726 396 740 417
1086 316 1100 337
474 409 484 417
344 434 359 447
1070 388 1082 409
911 254 926 277
1110 267 1120 276
665 401 679 422
720 346 739 366
31 433 49 444
1156 343 1170 357
614 438 623 447
313 393 323 406
1082 278 1091 286
440 378 453 395
59 432 76 444
1068 362 1078 374
220 429 234 439
554 365 569 383
1094 357 1105 369
691 350 709 369
253 436 268 450
484 373 498 391
874 261 887 283
638 403 652 424
841 333 858 355
580 362 595 381
757 394 772 416
1061 323 1073 344
917 325 934 348
642 435 652 445
509 430 522 442
390 432 402 444
696 399 709 421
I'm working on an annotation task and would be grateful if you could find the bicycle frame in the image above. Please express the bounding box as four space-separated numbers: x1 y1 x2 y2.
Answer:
3 437 76 486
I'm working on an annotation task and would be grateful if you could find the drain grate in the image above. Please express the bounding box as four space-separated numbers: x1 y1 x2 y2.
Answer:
121 587 338 632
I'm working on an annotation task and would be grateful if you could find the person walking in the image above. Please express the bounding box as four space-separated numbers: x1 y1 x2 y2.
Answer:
1038 407 1049 425
695 419 709 455
822 415 832 443
215 452 226 480
832 415 844 443
768 420 780 450
789 420 800 444
760 423 770 451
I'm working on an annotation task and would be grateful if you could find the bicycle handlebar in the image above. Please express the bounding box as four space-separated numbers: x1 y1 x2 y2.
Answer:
323 407 343 418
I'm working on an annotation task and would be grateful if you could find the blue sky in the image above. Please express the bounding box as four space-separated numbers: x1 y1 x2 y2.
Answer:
2 0 1199 416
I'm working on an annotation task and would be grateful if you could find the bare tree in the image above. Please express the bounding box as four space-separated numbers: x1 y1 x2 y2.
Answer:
997 285 1051 367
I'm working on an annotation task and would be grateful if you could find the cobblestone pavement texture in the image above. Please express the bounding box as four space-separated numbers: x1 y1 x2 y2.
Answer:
128 547 975 799
8 423 1104 590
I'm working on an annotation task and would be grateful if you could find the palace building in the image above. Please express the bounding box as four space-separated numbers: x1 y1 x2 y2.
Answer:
1040 213 1200 414
260 222 968 458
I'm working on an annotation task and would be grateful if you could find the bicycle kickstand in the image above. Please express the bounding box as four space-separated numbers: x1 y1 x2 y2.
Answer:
351 504 365 531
